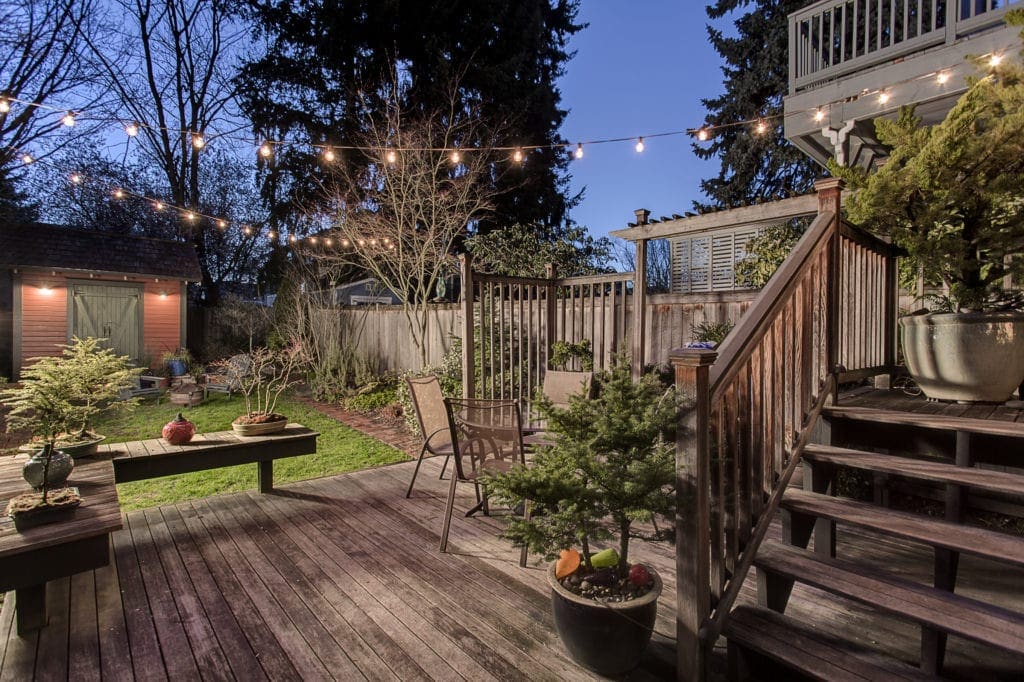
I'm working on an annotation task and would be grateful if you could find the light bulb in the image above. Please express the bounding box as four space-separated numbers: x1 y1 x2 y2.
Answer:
192 133 205 149
325 238 333 246
217 219 226 229
755 120 768 134
243 225 252 235
634 137 645 153
0 99 9 113
813 109 826 122
697 128 710 141
990 54 1003 67
259 142 272 158
574 143 584 159
125 122 139 137
386 150 397 164
878 91 890 104
267 230 276 240
370 238 378 246
341 239 350 247
309 236 318 244
154 201 164 211
512 147 524 163
322 148 336 162
70 173 82 184
61 111 76 127
289 234 297 243
185 211 195 221
936 71 950 84
21 153 33 164
358 239 366 247
113 188 125 199
450 149 461 164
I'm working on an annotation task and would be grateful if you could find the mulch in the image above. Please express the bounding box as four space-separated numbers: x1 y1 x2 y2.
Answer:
294 396 421 458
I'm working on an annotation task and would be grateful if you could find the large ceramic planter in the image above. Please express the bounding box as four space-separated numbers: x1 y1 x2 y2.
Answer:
900 311 1024 403
232 416 288 436
548 562 661 676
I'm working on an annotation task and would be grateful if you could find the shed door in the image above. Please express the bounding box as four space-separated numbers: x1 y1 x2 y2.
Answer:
71 284 142 361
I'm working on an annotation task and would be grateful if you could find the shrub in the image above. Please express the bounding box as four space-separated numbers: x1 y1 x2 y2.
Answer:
396 337 463 432
735 222 805 289
691 319 734 346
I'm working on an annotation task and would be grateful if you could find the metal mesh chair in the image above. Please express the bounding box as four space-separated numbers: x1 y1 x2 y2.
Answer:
440 397 529 565
404 375 455 497
523 370 593 447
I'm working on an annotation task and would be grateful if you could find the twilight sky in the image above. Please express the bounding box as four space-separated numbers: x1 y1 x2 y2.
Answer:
559 3 735 240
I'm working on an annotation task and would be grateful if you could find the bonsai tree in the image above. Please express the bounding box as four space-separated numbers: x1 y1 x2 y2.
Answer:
487 354 687 577
833 11 1024 311
60 337 141 440
233 341 306 424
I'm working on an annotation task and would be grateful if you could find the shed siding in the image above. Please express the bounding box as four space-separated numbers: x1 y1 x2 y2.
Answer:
143 281 181 364
19 272 68 366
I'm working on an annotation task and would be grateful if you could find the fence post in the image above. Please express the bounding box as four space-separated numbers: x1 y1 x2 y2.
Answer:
816 178 844 380
544 263 557 372
671 347 716 682
632 238 648 379
460 254 475 399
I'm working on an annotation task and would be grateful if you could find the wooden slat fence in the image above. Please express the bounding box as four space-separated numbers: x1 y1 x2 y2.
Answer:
673 180 900 680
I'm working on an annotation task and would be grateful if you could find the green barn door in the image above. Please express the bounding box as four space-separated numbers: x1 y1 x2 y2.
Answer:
71 284 142 361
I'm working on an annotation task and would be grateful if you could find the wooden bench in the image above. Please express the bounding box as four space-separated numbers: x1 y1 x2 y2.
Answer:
99 424 319 492
0 456 122 635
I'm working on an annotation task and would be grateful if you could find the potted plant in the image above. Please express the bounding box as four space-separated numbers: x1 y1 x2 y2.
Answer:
486 354 686 676
161 348 195 379
834 15 1024 402
2 351 81 529
231 342 305 436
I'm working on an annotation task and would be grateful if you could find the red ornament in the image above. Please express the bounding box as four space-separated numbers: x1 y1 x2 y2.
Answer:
628 563 650 587
162 412 196 445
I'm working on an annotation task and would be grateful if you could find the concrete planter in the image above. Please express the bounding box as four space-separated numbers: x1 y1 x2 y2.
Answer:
899 311 1024 403
547 562 661 676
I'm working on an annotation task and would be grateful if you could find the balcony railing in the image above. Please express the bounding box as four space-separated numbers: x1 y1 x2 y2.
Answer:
790 0 1021 93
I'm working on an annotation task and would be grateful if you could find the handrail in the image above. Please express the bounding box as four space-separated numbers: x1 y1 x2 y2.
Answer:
709 210 834 402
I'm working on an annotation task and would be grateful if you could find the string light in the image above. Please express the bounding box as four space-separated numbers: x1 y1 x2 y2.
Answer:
573 143 584 159
243 225 252 235
21 153 33 164
450 148 461 164
634 137 645 153
696 128 710 141
755 120 768 134
936 71 950 84
259 142 272 158
113 188 125 199
309 236 318 244
325 237 332 246
125 122 139 137
185 211 195 221
0 99 9 113
341 238 350 247
322 147 336 162
267 230 276 240
61 111 76 127
385 149 397 164
878 90 891 104
288 234 297 243
512 147 524 163
153 201 164 211
813 108 826 122
70 173 82 184
990 54 1003 67
217 219 227 229
192 133 205 149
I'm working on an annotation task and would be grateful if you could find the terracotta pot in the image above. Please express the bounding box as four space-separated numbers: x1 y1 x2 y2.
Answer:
547 562 661 676
162 413 196 445
900 311 1024 403
232 416 288 436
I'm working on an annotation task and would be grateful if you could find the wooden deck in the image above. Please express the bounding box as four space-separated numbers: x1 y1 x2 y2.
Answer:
2 445 1022 680
839 386 1024 422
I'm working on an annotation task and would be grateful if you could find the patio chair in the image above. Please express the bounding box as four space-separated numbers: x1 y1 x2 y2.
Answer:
523 369 593 447
119 374 165 403
404 375 456 498
440 397 529 566
203 354 250 398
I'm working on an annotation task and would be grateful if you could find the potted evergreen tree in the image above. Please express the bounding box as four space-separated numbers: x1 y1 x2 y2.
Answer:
835 13 1024 401
486 355 686 676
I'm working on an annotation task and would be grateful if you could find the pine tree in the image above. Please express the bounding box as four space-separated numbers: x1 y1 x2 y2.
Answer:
694 0 821 210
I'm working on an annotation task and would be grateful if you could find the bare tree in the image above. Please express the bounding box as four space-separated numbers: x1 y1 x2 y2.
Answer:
304 94 501 369
0 0 103 218
84 0 249 303
612 238 672 294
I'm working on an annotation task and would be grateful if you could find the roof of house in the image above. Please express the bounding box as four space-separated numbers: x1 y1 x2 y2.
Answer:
0 223 203 281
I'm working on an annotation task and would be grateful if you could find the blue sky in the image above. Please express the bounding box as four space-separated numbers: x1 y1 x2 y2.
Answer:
559 3 733 240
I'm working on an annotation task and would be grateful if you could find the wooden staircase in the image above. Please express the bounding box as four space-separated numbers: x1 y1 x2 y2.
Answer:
722 406 1024 680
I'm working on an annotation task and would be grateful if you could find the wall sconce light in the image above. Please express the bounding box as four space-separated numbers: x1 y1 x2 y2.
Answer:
39 284 54 295
159 290 168 299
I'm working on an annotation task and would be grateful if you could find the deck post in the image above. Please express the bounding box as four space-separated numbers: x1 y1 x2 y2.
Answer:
632 239 648 379
816 178 844 382
460 254 475 399
671 347 717 682
544 263 557 372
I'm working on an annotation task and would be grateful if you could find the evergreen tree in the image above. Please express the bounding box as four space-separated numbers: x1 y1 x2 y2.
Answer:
694 0 821 210
236 0 583 236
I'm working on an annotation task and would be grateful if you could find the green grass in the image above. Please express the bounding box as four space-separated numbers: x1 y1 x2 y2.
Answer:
94 392 408 511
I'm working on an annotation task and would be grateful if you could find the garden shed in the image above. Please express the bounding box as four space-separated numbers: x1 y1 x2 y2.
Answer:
0 223 202 379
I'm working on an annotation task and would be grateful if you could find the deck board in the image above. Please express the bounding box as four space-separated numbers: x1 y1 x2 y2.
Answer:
2 447 1023 679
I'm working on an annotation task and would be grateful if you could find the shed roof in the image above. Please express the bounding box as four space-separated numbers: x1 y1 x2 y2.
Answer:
0 223 203 281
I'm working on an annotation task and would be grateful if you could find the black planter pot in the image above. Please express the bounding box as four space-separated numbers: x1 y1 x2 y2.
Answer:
548 562 661 676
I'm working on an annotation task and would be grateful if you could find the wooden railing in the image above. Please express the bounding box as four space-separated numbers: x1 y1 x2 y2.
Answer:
672 179 899 680
789 0 1021 93
459 255 633 410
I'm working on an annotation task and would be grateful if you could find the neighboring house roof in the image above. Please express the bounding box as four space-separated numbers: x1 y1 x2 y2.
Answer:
0 222 203 281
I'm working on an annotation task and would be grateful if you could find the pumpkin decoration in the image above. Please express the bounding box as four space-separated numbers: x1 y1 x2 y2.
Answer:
555 548 581 579
162 412 196 445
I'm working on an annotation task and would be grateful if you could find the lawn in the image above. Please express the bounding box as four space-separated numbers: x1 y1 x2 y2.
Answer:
94 392 408 511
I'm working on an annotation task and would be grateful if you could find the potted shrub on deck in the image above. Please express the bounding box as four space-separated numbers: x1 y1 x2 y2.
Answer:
231 342 306 436
487 355 687 676
834 14 1024 402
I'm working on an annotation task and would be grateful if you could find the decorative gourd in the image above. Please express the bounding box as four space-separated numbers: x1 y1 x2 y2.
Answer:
589 548 619 569
162 412 196 445
555 548 581 579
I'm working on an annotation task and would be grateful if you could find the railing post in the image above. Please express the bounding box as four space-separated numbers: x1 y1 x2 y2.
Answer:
544 262 557 372
671 347 717 682
632 238 648 379
460 253 475 399
946 0 958 44
816 177 844 380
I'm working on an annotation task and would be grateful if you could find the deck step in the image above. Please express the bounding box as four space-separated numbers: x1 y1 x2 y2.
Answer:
781 489 1024 567
724 605 937 681
755 540 1024 653
822 405 1024 439
803 444 1024 497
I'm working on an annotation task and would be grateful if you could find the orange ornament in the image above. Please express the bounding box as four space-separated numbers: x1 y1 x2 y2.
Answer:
555 548 581 579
